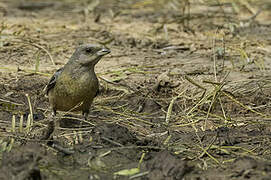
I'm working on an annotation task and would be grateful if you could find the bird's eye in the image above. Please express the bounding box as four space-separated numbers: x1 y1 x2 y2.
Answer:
85 48 92 53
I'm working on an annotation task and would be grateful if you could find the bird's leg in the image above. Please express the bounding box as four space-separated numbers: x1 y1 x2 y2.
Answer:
52 109 60 131
42 109 56 143
83 110 89 121
52 109 56 116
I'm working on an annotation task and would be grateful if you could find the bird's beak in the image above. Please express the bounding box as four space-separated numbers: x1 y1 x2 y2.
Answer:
97 48 111 56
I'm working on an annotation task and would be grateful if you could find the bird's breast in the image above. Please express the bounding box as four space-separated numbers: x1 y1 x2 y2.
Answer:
57 71 98 97
50 70 98 111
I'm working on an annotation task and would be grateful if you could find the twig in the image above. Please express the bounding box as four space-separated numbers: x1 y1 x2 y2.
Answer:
165 88 187 124
25 94 33 126
129 171 149 179
197 144 220 164
101 136 124 147
184 75 206 90
222 90 266 117
25 42 55 65
213 28 218 82
204 72 229 130
11 115 16 133
52 143 75 155
0 98 24 106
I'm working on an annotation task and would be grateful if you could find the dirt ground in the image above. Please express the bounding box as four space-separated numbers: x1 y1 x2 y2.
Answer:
1 0 271 179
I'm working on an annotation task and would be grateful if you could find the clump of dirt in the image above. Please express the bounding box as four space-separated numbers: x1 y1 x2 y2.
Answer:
0 143 44 180
144 150 191 180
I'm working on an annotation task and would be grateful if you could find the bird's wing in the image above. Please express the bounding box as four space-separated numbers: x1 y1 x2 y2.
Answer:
45 67 64 95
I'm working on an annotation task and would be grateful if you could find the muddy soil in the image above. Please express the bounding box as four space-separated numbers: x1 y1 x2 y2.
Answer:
1 0 271 179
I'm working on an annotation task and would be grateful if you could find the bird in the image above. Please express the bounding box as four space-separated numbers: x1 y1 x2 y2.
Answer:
45 44 111 120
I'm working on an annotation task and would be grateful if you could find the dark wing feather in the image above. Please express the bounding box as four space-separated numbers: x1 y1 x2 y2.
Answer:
45 67 64 95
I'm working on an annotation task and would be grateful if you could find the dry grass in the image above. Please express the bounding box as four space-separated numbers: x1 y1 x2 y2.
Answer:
0 0 271 177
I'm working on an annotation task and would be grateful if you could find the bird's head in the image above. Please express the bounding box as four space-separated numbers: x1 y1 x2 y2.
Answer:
69 44 111 66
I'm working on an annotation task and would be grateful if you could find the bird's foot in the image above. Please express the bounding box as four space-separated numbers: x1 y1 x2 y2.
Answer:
83 111 89 121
